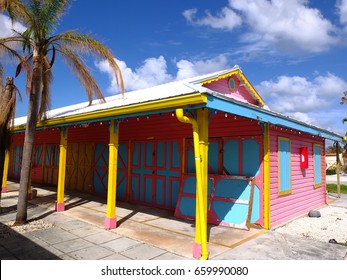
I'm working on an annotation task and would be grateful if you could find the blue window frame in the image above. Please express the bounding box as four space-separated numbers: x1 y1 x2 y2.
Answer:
278 137 291 195
313 144 322 188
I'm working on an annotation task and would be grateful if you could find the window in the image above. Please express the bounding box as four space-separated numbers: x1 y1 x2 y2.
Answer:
278 137 291 195
313 144 322 188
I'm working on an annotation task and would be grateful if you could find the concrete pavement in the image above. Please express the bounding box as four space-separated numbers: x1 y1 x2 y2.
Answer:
1 181 346 260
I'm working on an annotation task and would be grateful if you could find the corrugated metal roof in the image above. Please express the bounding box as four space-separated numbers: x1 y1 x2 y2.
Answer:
14 67 240 127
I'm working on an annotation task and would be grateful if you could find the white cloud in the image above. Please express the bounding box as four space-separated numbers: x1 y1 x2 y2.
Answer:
0 14 26 38
0 14 27 59
337 0 347 25
184 0 339 53
256 73 347 126
233 0 339 53
96 55 229 93
96 56 173 93
176 55 229 80
182 7 242 30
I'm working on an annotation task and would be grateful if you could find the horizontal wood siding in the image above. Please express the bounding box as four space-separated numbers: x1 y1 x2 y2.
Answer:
34 129 60 144
119 113 192 141
204 76 258 105
11 132 25 146
209 113 263 137
68 124 109 143
269 126 326 227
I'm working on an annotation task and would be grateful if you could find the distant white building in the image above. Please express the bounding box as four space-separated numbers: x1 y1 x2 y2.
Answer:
325 153 345 170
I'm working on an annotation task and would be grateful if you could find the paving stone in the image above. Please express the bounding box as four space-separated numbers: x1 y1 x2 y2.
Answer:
53 238 94 254
101 237 141 253
44 213 75 225
69 225 105 237
121 243 166 260
151 252 190 260
84 230 122 245
100 253 131 260
57 219 90 231
68 245 114 260
30 227 78 245
0 246 17 259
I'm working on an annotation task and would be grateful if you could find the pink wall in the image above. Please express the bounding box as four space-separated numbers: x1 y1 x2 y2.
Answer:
269 126 326 227
203 76 258 105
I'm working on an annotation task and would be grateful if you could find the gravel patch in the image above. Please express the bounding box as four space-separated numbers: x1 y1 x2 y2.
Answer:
1 220 54 238
274 205 347 244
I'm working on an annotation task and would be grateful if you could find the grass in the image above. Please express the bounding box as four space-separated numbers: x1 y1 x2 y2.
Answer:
326 184 347 194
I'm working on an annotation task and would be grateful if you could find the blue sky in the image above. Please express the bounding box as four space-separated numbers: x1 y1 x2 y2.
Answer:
1 0 347 140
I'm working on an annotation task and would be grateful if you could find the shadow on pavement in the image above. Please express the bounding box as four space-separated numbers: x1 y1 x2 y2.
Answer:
0 221 61 260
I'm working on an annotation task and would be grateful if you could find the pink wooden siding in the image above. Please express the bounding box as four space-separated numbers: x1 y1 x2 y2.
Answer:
269 126 326 227
119 112 192 141
203 76 258 105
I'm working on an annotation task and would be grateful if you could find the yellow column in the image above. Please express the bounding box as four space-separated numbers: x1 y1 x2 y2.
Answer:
176 108 208 260
336 142 341 198
196 109 209 259
105 120 119 229
263 123 271 229
2 150 9 193
56 127 68 212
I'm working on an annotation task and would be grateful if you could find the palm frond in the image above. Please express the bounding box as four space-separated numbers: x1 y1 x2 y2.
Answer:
0 77 21 130
57 46 106 105
0 0 30 24
0 38 33 95
52 31 125 96
40 0 71 34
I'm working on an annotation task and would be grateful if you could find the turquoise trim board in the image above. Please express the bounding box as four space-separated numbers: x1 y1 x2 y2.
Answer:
205 94 343 142
314 144 322 186
278 137 291 194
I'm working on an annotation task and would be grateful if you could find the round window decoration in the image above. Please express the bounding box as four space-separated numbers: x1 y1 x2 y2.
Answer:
228 77 235 90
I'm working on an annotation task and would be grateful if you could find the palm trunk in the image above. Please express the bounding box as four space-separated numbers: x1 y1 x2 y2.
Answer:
15 56 42 225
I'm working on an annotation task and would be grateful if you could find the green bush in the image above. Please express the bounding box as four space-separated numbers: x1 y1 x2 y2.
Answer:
326 169 336 175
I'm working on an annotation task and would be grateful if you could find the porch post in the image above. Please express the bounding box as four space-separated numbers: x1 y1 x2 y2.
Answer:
104 120 119 229
56 127 68 212
263 123 271 229
336 142 341 198
176 109 208 260
194 108 209 259
1 150 9 193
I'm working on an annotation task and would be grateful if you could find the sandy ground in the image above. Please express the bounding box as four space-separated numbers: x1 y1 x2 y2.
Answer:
274 205 347 244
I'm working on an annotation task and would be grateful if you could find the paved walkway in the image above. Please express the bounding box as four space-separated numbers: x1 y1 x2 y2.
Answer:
1 181 347 260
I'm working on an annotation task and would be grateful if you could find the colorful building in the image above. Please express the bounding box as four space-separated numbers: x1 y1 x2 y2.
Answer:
2 66 343 259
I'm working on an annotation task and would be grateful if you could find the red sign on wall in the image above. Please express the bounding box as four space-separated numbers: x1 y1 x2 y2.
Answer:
300 147 309 169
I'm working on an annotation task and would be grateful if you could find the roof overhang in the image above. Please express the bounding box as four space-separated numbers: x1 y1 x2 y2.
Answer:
13 92 207 131
205 93 344 143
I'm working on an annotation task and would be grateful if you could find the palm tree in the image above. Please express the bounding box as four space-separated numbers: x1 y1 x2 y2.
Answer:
0 64 21 202
0 0 124 225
